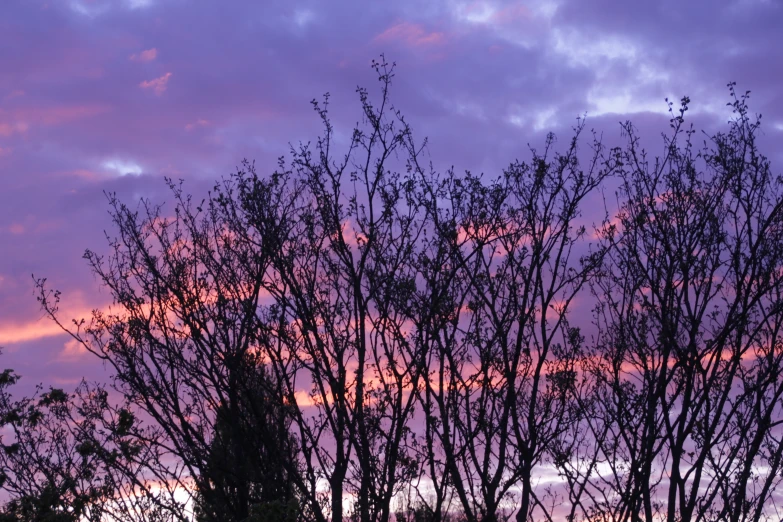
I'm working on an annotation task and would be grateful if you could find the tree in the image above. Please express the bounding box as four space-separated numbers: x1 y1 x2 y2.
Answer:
194 360 299 522
0 370 96 522
36 165 303 519
231 58 435 522
0 364 179 522
23 60 783 522
577 86 783 522
409 122 620 522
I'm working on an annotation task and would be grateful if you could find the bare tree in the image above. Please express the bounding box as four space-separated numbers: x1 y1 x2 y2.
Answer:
408 122 620 522
233 58 433 522
18 60 783 522
36 169 301 521
583 86 783 522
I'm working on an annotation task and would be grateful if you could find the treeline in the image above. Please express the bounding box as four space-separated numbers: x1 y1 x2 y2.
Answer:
2 60 783 522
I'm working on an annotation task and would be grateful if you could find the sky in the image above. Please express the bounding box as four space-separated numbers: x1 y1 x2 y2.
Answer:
1 0 782 393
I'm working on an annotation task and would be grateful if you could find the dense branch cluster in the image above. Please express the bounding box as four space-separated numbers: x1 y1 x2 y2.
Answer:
2 62 782 522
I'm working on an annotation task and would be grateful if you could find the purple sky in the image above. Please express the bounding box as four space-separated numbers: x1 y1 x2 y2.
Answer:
1 0 782 392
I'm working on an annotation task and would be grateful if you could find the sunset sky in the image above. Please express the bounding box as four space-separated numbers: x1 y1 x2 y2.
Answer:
1 0 782 393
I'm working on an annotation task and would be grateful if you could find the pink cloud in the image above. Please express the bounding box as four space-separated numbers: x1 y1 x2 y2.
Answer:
57 338 89 362
374 22 446 47
0 104 106 136
0 121 29 137
4 218 62 236
490 4 531 24
130 48 158 62
4 90 25 100
0 317 65 345
139 72 173 95
8 223 24 235
28 105 107 125
0 292 108 346
184 118 209 131
60 168 100 180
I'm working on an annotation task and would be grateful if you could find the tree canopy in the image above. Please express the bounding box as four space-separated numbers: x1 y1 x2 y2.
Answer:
2 62 782 522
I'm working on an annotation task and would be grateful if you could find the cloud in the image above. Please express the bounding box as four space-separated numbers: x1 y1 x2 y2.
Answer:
130 48 158 62
127 0 153 9
58 168 101 180
0 287 110 347
4 90 25 100
0 317 67 345
69 0 153 16
454 1 533 25
58 338 89 362
28 105 108 125
139 72 173 95
69 0 109 17
0 121 29 137
0 104 107 136
102 158 143 176
374 22 446 47
185 118 209 131
7 224 24 235
293 9 315 27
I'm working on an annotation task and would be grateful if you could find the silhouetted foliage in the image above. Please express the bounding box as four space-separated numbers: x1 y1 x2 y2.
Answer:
193 362 299 522
0 363 180 522
574 86 783 522
1 59 776 522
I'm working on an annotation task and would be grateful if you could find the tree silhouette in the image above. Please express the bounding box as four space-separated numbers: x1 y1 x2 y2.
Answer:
573 87 783 522
193 361 299 522
11 62 780 522
0 365 181 522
